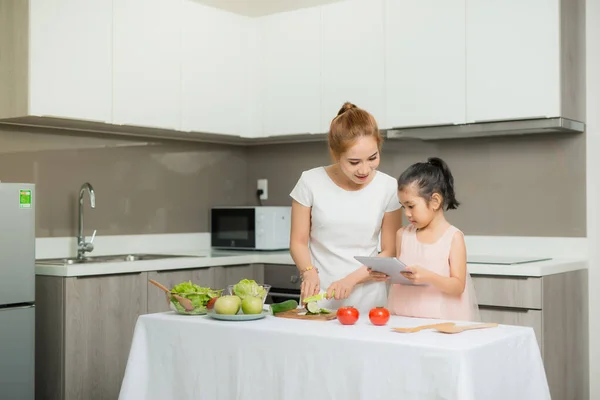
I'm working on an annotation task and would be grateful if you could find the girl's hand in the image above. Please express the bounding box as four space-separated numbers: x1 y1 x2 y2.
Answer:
367 268 390 282
300 269 320 302
401 265 434 285
326 277 356 300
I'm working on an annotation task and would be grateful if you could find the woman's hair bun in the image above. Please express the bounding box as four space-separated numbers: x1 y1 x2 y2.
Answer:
328 101 382 161
337 102 357 116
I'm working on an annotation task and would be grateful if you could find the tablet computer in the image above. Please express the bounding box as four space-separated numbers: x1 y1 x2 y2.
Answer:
354 256 426 286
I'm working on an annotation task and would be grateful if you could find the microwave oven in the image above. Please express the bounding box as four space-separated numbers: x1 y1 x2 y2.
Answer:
210 206 292 250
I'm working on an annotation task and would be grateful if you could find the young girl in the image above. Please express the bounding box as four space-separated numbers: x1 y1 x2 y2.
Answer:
376 157 480 322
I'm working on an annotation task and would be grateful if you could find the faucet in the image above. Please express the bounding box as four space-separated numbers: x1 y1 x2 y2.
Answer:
77 182 96 260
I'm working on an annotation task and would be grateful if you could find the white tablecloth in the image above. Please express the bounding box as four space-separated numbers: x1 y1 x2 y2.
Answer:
119 312 550 400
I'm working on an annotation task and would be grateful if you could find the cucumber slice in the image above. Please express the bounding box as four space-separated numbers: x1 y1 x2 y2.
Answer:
306 301 320 314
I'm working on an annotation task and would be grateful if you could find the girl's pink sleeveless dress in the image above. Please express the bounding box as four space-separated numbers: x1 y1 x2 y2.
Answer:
388 224 480 322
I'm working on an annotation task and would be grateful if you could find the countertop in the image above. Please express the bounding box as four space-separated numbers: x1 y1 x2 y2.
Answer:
35 248 587 278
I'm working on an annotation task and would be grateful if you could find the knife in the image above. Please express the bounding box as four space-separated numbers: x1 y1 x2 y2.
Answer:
302 290 334 304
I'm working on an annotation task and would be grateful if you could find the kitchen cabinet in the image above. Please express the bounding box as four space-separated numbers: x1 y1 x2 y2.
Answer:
36 273 148 400
259 8 322 136
63 273 148 400
465 0 584 123
1 0 584 142
472 270 588 400
0 0 112 122
479 307 543 346
181 1 258 137
384 0 466 128
113 0 182 131
320 0 385 131
147 268 214 313
36 264 586 399
35 264 265 399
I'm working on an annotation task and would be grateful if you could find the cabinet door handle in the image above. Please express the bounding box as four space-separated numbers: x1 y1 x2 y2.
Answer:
155 268 203 273
478 305 532 313
75 272 143 279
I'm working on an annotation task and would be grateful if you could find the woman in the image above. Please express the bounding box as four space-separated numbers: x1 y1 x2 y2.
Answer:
289 102 403 314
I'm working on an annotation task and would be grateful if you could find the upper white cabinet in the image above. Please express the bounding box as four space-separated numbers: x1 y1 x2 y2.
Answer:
385 0 466 128
0 0 112 122
113 0 182 131
0 0 584 140
466 0 560 122
259 8 322 136
320 0 385 131
28 0 112 123
181 1 255 136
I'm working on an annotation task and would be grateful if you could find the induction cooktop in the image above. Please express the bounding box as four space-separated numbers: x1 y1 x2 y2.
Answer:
466 255 552 265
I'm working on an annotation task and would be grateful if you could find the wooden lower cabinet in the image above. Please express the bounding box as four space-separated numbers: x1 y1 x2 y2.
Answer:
478 307 543 347
36 272 148 400
473 270 589 400
64 273 148 400
36 265 586 400
35 264 265 399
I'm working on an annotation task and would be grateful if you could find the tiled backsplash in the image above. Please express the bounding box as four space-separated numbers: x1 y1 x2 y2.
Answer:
0 126 248 237
247 133 586 237
0 125 585 237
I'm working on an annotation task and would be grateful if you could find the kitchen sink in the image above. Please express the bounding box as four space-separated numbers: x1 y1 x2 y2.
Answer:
37 253 193 266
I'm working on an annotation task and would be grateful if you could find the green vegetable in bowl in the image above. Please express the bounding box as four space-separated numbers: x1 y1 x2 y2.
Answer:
170 280 222 315
232 279 267 300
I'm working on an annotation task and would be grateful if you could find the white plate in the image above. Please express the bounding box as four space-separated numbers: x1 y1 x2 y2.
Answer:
207 310 267 321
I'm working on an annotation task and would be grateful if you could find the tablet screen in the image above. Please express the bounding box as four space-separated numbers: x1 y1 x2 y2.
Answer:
354 256 426 286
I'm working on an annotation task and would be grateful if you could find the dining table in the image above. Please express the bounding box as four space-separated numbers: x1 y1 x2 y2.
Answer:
118 310 550 400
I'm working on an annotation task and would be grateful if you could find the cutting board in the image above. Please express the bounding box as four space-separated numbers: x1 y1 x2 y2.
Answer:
273 308 337 321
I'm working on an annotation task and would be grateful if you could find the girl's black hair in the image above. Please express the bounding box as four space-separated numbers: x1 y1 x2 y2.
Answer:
397 157 460 210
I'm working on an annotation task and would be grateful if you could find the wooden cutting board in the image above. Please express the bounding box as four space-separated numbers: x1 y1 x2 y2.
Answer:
273 308 337 321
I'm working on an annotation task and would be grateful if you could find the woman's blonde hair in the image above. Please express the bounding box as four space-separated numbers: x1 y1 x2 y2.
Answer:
328 102 383 160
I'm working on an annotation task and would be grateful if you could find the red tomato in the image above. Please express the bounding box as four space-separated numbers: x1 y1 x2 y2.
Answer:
369 307 390 326
206 297 218 310
337 306 359 325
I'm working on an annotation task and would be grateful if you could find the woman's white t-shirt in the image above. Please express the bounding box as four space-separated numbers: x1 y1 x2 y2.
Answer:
290 167 401 313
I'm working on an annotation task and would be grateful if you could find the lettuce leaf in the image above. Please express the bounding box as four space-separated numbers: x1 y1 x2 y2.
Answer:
170 280 221 314
232 279 267 300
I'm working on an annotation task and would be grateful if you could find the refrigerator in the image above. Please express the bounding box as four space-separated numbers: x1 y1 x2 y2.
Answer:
0 183 35 399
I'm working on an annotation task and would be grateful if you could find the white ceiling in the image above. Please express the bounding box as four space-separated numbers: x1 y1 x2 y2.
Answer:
192 0 344 17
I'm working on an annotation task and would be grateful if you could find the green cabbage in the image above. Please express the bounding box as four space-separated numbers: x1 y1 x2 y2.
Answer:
232 279 267 300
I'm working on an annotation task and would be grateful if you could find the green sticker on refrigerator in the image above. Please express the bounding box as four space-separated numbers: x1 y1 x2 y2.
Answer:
19 190 31 208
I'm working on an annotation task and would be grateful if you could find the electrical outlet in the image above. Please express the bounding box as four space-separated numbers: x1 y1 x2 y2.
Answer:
257 179 268 200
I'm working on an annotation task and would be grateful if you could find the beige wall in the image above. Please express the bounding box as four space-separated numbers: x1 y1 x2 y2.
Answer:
247 133 586 237
0 125 585 237
0 126 248 237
